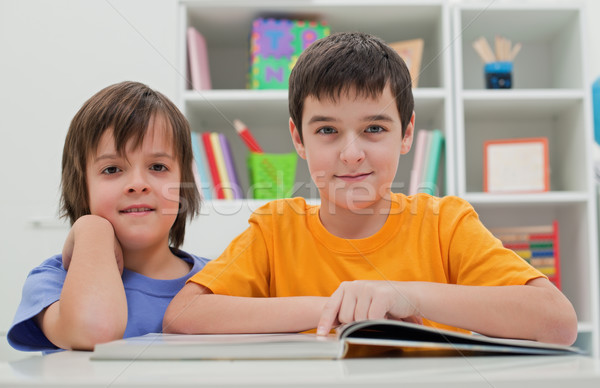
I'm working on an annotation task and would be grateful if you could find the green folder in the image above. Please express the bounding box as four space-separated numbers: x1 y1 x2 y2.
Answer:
421 129 444 196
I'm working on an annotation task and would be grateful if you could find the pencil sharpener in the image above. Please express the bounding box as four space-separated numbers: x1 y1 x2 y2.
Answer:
484 61 513 89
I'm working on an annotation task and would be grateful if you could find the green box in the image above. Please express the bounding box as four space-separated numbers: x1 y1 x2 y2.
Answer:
248 152 297 199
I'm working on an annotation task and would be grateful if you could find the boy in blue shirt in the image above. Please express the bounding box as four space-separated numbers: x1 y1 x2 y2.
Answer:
9 81 209 352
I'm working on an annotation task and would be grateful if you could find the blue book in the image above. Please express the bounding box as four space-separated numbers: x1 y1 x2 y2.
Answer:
422 129 444 196
191 132 212 200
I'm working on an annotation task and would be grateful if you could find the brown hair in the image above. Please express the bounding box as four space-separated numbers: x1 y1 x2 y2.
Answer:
289 31 414 142
60 81 199 248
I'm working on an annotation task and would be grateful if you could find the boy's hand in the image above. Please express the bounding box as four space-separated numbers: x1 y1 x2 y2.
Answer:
317 280 422 336
62 215 123 274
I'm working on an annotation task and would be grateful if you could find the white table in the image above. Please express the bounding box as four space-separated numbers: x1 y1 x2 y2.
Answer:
1 351 600 387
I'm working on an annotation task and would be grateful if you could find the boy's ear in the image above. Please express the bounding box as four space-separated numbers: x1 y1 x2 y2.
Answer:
400 111 416 155
289 118 307 160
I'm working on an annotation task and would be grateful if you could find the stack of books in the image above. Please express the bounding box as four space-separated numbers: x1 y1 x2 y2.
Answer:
408 129 444 196
490 220 561 289
190 132 242 200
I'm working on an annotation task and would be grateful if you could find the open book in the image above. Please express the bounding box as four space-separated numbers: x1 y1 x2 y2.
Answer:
91 319 582 360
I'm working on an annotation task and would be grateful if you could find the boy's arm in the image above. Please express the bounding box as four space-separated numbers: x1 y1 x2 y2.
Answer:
163 282 327 334
36 215 127 350
317 277 578 345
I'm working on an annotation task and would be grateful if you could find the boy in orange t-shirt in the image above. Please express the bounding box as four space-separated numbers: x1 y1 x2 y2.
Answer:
164 32 577 345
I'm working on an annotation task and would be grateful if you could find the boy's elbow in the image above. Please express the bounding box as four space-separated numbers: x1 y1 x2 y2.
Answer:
540 293 579 346
549 308 578 346
163 283 212 334
67 317 126 350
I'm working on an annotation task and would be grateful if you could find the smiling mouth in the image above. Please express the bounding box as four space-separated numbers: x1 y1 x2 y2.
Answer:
120 207 153 213
335 173 372 180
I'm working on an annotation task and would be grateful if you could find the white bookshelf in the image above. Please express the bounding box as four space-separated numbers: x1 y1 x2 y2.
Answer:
178 0 454 199
453 2 599 355
177 0 599 356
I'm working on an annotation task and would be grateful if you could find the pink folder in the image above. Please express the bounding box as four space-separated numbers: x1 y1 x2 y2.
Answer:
187 27 211 90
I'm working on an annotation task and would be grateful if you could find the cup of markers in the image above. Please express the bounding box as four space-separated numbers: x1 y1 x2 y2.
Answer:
472 35 521 89
233 120 298 199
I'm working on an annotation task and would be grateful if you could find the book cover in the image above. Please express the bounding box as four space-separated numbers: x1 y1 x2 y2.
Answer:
249 18 330 89
187 27 212 91
91 319 582 361
190 132 212 200
201 132 224 200
422 129 444 196
408 129 429 195
388 39 424 88
219 133 242 199
210 132 233 200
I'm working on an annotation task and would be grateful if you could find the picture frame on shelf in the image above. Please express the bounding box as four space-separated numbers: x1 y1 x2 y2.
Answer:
389 38 424 87
483 137 549 193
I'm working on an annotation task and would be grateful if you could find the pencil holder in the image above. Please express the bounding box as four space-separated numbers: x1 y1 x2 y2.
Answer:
484 61 513 89
248 152 298 199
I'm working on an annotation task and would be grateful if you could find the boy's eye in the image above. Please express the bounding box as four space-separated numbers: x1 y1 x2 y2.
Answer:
365 125 385 134
316 127 337 135
150 164 168 172
101 166 121 175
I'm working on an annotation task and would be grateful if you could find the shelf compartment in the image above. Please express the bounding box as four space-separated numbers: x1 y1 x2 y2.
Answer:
472 201 594 325
456 5 583 90
461 97 589 193
184 1 448 89
184 91 449 198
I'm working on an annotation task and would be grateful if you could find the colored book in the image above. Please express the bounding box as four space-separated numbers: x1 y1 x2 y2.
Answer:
417 131 433 194
201 132 224 200
210 132 233 200
92 319 581 360
408 129 429 195
187 27 212 90
249 18 330 89
422 129 444 196
219 133 242 199
190 132 212 200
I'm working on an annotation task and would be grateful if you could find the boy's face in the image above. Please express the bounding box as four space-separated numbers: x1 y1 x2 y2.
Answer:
86 116 181 253
290 85 414 213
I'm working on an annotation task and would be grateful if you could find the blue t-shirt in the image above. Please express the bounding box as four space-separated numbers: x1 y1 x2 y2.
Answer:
7 249 208 352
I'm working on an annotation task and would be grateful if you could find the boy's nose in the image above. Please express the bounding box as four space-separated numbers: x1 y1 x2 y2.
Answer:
340 136 365 164
125 170 150 193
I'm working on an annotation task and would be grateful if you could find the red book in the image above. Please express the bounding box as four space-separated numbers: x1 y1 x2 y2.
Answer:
202 132 224 199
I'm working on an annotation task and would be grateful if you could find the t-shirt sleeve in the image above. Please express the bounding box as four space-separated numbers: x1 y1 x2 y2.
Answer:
187 212 271 297
7 256 66 352
440 197 545 286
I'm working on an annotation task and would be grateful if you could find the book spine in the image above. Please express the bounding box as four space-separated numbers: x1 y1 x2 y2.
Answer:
202 132 224 200
190 132 212 200
187 27 211 90
219 133 243 199
422 129 444 196
408 129 428 195
210 132 233 200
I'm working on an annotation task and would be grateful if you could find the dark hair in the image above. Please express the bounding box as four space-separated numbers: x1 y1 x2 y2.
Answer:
289 31 414 142
60 81 200 248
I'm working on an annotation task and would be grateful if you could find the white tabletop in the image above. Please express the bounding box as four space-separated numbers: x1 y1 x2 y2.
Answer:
1 351 600 387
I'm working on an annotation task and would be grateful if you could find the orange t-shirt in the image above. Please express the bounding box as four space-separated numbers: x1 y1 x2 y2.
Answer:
188 193 544 332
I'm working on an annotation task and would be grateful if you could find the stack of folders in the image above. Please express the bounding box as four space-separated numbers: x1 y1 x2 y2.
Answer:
408 129 444 196
490 221 561 289
190 133 242 200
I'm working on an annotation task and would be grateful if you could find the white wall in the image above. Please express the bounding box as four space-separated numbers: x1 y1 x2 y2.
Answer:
1 0 600 337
